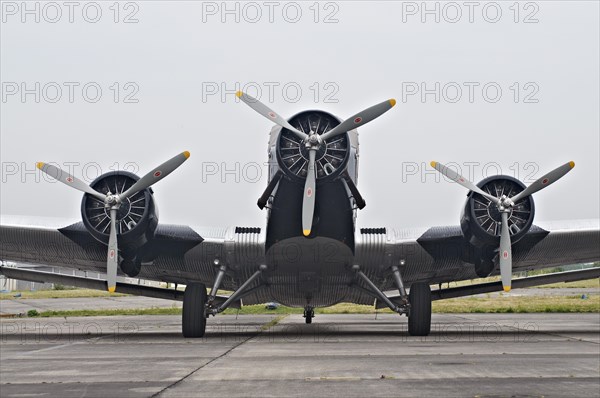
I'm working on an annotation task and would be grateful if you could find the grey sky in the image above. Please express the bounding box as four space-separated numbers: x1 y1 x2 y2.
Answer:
1 1 598 230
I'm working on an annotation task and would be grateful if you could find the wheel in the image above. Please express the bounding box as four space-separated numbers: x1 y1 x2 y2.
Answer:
182 283 207 338
408 282 431 336
303 307 314 324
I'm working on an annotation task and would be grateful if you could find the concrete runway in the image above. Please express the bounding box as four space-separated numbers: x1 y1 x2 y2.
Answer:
1 313 599 398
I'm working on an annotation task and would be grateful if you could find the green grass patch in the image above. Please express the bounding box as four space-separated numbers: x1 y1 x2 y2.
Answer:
23 294 598 318
1 289 129 300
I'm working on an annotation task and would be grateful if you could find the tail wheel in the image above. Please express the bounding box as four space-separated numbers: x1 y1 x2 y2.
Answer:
408 283 431 336
182 283 207 338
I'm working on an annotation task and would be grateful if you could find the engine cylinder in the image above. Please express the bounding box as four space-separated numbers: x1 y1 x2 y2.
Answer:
81 171 158 255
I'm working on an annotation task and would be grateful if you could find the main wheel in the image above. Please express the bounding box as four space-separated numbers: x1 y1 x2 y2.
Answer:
305 315 312 324
408 282 431 336
182 283 207 338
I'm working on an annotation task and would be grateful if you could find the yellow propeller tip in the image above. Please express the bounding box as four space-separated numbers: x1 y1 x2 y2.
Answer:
430 161 437 168
503 286 511 292
303 229 311 236
236 91 243 98
569 161 575 168
183 151 191 159
108 286 116 293
389 99 397 107
36 162 45 170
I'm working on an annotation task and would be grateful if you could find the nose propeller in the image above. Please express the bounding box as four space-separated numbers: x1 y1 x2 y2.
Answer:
237 92 396 236
431 160 575 291
37 151 191 292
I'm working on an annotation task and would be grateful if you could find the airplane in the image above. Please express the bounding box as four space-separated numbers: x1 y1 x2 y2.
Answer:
1 92 599 337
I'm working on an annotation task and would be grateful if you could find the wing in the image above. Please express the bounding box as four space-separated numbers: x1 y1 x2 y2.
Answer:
354 219 599 304
0 217 266 304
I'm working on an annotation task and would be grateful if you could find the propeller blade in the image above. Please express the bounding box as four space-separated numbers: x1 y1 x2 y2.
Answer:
320 99 396 141
302 149 317 236
121 151 190 199
430 161 500 204
236 91 306 140
499 211 512 292
106 208 118 293
510 161 575 204
36 162 105 201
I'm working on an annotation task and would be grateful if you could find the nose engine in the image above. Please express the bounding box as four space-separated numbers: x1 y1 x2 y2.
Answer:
276 110 350 182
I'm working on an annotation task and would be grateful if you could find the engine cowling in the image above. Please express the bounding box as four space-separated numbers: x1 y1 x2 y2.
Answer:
461 175 535 275
81 171 158 258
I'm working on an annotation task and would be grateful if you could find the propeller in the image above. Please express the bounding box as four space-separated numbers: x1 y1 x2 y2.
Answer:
236 91 306 140
430 160 575 292
237 92 396 236
37 151 191 292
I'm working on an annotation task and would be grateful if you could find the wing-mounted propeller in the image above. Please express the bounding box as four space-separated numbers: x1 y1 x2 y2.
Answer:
430 160 575 292
237 91 396 236
37 151 191 292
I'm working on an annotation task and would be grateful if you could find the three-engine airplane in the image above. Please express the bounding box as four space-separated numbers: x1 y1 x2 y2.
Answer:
1 93 599 337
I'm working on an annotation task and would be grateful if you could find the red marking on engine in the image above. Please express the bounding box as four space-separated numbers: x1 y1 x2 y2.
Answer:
459 178 465 183
154 171 162 178
268 112 276 119
307 188 313 197
503 251 509 259
542 178 549 184
109 249 115 259
66 177 74 183
354 117 362 124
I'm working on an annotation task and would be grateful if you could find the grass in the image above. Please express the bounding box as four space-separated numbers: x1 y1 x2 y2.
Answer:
4 277 597 301
0 289 128 300
532 279 599 289
440 277 599 289
20 295 598 318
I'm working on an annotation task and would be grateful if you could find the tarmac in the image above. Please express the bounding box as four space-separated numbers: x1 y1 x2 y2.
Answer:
1 313 599 397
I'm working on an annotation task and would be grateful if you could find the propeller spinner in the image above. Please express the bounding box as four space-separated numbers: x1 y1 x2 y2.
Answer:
37 151 190 292
237 92 396 236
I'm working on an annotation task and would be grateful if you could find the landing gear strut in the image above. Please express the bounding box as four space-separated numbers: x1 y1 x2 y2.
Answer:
353 263 432 336
303 306 314 324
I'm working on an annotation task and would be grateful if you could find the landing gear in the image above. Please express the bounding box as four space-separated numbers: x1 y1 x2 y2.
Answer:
303 306 314 324
408 282 431 336
182 283 207 338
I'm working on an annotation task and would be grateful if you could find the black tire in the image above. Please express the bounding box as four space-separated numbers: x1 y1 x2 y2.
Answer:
182 283 207 338
305 315 312 324
408 283 431 336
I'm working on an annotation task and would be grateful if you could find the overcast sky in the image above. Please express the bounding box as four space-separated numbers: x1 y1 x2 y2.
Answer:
1 1 598 230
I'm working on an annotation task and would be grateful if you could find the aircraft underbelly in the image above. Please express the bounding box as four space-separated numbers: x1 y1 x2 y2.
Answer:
265 236 355 307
